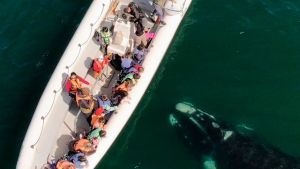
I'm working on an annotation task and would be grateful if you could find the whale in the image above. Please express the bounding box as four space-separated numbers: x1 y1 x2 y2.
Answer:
169 102 300 169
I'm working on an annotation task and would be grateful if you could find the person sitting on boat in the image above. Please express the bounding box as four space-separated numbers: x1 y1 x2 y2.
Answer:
121 72 140 85
111 81 132 105
90 107 105 129
133 44 146 63
76 88 95 115
100 27 111 54
87 127 107 148
119 60 143 81
151 0 166 25
55 160 76 169
115 81 132 93
92 54 110 78
121 52 134 70
96 95 117 122
97 95 117 111
73 139 96 155
127 64 144 74
65 72 90 100
68 152 88 169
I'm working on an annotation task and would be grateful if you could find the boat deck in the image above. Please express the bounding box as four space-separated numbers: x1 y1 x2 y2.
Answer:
49 0 151 160
17 0 192 167
49 41 119 160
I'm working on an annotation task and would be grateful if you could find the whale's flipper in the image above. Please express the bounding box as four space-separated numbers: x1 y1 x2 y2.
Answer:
175 102 197 114
203 157 217 169
236 123 254 136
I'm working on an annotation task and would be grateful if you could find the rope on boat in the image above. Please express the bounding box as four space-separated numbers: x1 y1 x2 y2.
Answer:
92 3 105 26
67 3 105 69
30 3 106 149
31 91 57 148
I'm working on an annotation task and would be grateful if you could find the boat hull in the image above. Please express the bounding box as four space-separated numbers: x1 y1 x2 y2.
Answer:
17 0 192 168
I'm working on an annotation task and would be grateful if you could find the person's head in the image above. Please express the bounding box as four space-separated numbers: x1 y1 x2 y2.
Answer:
125 52 132 59
100 130 107 137
133 73 141 79
102 27 108 32
95 107 104 116
124 81 131 86
78 156 87 162
106 53 113 60
101 95 108 101
137 44 144 50
70 72 77 79
121 13 127 20
137 66 144 72
124 7 131 13
67 164 75 169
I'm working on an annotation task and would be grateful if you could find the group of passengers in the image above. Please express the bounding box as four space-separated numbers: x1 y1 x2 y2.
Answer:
123 1 165 46
45 1 165 169
99 0 164 55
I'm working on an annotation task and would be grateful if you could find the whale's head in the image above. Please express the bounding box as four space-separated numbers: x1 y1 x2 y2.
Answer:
169 102 234 152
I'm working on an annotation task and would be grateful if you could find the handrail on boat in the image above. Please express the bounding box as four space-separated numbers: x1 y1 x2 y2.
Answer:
30 3 106 149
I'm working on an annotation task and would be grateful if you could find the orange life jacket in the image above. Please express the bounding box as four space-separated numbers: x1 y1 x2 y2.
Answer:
74 139 95 154
76 94 93 106
91 114 104 129
56 160 76 169
70 78 82 92
116 82 130 92
93 57 110 73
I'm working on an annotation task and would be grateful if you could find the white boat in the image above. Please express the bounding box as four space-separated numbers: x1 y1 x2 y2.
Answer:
17 0 192 168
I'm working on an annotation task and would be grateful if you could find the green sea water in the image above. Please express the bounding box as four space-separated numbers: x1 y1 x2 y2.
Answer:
1 0 300 168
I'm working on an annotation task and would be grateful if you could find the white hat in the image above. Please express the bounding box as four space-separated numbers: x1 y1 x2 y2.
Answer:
98 54 104 61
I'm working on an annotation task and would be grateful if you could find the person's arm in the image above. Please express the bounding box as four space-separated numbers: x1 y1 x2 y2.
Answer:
65 80 71 92
77 75 90 85
132 78 137 85
96 96 103 106
104 104 117 112
92 128 102 139
75 94 81 106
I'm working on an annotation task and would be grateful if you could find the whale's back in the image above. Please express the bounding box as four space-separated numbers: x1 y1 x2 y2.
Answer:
219 133 300 169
